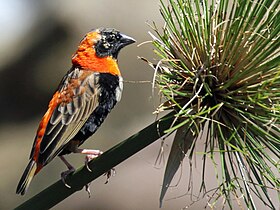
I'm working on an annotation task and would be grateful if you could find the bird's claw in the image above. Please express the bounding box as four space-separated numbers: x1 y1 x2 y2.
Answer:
85 182 92 198
85 151 103 172
83 168 114 198
104 168 116 184
61 167 75 188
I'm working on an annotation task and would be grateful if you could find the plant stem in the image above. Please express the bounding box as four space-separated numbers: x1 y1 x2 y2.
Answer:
15 113 175 210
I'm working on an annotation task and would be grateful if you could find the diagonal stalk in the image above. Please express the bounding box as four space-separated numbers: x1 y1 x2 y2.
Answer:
15 113 175 210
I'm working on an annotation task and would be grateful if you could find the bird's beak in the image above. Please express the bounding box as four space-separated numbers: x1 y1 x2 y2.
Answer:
119 33 136 47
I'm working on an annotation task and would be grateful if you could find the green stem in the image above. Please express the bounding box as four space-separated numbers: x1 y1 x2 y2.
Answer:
15 113 175 210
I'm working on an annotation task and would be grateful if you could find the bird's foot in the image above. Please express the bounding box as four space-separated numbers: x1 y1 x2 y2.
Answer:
61 167 75 188
73 148 103 172
59 156 76 188
85 182 92 198
80 150 103 172
104 168 116 184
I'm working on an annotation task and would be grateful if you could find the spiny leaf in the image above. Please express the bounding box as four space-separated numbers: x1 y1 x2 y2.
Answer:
146 0 280 208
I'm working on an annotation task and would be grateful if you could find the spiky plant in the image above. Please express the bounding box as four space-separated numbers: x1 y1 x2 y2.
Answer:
144 0 280 209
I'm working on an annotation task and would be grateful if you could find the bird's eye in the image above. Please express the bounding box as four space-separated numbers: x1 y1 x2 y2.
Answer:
95 30 124 58
107 34 116 43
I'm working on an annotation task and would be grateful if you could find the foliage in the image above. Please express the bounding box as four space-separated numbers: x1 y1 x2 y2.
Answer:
145 0 280 208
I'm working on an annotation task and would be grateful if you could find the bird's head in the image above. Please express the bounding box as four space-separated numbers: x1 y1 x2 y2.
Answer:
72 28 135 75
94 28 136 59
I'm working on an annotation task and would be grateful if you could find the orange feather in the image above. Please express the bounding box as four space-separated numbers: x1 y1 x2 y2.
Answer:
72 32 121 75
33 91 61 173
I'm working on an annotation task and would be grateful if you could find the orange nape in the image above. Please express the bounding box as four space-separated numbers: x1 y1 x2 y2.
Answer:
72 31 121 75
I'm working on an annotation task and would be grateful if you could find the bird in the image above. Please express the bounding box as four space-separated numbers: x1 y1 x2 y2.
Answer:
16 28 135 195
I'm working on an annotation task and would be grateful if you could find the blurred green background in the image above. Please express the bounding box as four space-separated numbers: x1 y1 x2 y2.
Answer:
1 1 277 209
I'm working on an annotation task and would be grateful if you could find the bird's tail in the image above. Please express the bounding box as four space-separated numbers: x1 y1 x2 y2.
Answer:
16 160 37 195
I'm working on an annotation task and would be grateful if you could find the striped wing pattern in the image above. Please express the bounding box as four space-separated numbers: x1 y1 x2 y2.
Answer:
31 68 101 165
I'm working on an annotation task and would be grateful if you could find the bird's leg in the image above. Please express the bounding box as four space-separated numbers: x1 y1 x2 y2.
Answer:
73 148 104 196
74 148 115 184
60 156 75 188
73 148 103 172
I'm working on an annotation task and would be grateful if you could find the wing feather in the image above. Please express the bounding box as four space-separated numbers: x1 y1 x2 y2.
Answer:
49 108 62 125
36 69 100 165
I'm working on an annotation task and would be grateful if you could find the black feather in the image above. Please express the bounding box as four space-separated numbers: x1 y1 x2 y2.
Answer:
59 73 120 155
